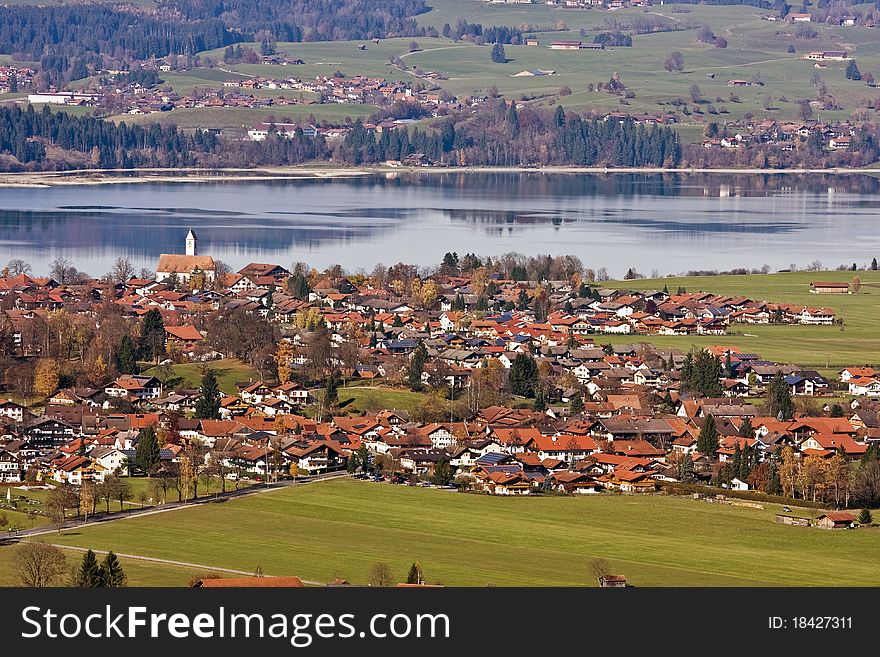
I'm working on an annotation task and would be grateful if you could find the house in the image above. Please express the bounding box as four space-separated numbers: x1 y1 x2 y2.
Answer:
809 281 849 294
0 448 23 482
840 367 875 383
550 41 584 50
51 454 104 485
105 376 163 401
25 417 76 449
89 446 130 475
0 399 27 423
164 325 204 351
598 575 627 588
815 512 855 529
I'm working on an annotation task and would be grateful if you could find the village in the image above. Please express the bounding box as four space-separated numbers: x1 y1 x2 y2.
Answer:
0 232 876 535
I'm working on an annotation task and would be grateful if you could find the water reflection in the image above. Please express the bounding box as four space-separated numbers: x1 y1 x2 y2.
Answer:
0 172 878 277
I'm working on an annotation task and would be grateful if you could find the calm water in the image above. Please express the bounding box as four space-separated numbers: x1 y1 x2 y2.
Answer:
2 172 880 278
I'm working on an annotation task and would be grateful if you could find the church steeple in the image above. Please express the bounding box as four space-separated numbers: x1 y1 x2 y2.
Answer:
185 230 198 256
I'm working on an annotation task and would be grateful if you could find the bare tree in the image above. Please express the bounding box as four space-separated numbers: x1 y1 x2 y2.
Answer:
368 562 394 587
6 259 32 276
14 542 68 586
110 257 136 284
589 557 612 584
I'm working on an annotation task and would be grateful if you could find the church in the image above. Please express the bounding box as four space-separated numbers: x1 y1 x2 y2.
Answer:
156 230 216 285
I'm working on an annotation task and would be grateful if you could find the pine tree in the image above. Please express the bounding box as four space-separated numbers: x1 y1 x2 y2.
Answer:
553 105 566 127
697 414 719 456
767 459 781 495
138 309 165 362
846 59 862 81
115 334 138 374
325 371 339 406
406 562 423 584
74 549 103 587
135 424 160 476
509 353 539 398
678 454 694 482
194 368 221 419
407 341 428 391
569 393 584 415
858 508 873 525
491 42 506 64
738 417 754 438
767 371 794 420
100 551 127 587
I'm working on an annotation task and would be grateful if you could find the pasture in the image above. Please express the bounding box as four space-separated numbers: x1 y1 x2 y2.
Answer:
41 477 880 587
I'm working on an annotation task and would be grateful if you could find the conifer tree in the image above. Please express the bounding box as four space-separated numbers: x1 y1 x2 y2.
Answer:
194 368 221 419
767 371 794 420
135 424 160 476
406 562 423 584
73 549 103 587
100 551 127 587
697 414 719 456
138 308 165 362
115 334 138 374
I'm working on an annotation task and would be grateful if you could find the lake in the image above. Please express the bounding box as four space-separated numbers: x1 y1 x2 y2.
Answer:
2 172 880 278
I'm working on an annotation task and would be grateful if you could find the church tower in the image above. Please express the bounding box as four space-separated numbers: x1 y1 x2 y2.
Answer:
185 229 198 256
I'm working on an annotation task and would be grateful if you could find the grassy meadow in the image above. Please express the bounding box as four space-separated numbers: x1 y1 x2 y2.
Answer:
182 2 880 138
36 477 880 587
605 269 880 372
143 358 259 395
0 543 226 587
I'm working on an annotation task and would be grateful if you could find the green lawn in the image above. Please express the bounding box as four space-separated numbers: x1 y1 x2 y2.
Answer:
41 478 880 587
143 358 259 395
338 386 427 414
605 270 880 372
0 543 226 587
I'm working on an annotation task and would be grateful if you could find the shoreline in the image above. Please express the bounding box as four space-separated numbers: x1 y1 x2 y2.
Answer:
1 164 879 188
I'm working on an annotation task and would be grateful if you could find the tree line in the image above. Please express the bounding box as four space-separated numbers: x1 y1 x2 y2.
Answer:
160 0 430 42
339 102 682 167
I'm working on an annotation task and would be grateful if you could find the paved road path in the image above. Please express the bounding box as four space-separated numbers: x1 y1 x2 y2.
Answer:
29 543 325 585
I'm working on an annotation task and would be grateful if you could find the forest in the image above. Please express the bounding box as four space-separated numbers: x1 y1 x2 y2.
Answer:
339 102 682 168
159 0 430 41
0 0 431 85
6 100 880 171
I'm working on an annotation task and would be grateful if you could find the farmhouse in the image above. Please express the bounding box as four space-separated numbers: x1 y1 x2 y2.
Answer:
815 512 855 529
809 281 849 294
805 51 849 61
550 41 585 50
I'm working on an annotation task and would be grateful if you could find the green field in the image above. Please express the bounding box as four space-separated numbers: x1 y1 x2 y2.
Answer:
606 269 880 372
38 478 880 586
186 3 880 137
338 386 427 415
143 358 259 395
0 543 225 587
